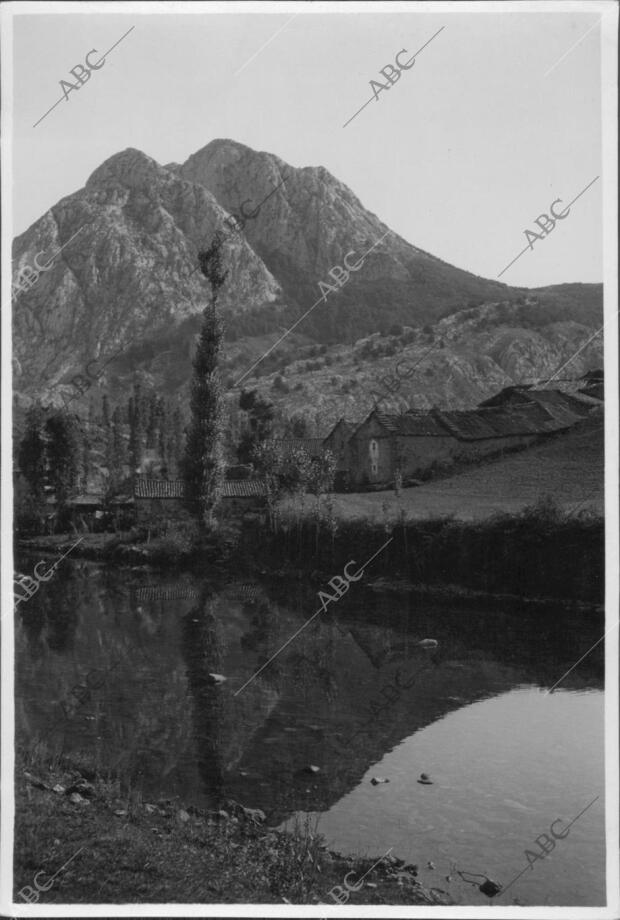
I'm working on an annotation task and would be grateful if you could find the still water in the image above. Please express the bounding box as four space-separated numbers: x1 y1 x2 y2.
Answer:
15 557 605 907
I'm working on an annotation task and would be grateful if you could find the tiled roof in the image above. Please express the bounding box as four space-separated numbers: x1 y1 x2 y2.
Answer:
368 411 449 437
434 403 572 440
223 583 264 601
221 479 268 498
134 478 186 499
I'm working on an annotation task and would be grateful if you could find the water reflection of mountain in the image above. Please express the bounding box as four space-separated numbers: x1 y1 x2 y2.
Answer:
16 562 603 824
221 598 604 823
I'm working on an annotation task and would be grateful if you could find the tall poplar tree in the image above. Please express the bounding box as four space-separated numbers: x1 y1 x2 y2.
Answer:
18 406 47 503
182 233 227 528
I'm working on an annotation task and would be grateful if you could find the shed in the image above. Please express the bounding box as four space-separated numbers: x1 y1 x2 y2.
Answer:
133 478 193 529
219 479 268 517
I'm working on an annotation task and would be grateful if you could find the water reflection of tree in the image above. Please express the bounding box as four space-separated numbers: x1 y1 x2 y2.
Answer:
239 598 285 688
40 572 79 652
17 594 46 657
181 588 228 809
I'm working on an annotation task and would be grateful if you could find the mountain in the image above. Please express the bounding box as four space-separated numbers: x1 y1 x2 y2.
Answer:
12 139 603 413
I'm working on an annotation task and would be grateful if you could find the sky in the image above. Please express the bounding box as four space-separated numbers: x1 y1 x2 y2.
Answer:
8 2 610 288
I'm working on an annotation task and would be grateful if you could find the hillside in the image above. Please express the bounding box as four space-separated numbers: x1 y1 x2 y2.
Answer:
12 139 603 419
223 302 604 433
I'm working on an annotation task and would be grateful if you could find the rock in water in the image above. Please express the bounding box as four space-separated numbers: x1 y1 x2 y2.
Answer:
417 639 438 648
304 764 320 774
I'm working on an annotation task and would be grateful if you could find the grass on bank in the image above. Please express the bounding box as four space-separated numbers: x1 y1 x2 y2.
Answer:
14 750 440 906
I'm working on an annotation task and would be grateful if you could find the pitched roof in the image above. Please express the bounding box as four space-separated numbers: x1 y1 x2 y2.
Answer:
134 478 186 499
434 402 573 440
221 479 268 498
355 410 451 437
525 389 592 422
324 418 359 442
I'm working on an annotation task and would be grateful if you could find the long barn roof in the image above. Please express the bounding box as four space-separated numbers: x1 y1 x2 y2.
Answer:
353 397 584 442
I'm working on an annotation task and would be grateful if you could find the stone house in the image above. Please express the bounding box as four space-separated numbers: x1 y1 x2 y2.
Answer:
347 410 459 488
323 419 358 489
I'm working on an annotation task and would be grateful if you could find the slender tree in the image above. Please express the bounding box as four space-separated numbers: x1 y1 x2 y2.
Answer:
45 411 80 510
18 406 47 503
182 233 228 528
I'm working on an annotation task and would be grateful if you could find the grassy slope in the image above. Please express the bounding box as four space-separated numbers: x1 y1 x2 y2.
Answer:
282 417 604 523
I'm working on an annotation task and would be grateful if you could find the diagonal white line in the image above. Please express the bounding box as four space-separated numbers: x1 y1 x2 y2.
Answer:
33 95 66 128
351 537 393 579
564 175 599 211
234 14 299 77
99 25 135 60
543 306 613 387
356 848 393 884
499 796 600 897
233 230 391 387
545 623 617 694
233 606 324 696
544 18 602 78
33 27 134 127
343 27 445 128
497 243 530 279
497 176 599 280
234 537 393 695
47 846 85 883
233 295 326 387
39 226 85 268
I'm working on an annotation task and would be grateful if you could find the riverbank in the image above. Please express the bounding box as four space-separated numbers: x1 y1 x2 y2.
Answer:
17 497 604 605
14 753 443 906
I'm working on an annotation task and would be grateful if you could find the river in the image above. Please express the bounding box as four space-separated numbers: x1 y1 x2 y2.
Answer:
15 557 605 907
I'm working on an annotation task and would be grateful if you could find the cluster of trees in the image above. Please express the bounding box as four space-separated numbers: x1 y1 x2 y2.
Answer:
17 407 81 530
253 442 336 505
19 408 80 505
103 386 186 492
16 389 187 516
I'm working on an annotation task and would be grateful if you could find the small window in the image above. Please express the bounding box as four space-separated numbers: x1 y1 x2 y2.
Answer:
370 439 379 477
